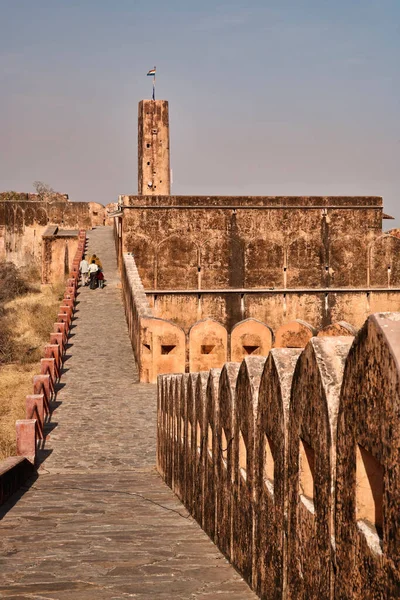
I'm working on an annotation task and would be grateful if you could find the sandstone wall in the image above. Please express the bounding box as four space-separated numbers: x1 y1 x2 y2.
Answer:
123 253 370 382
41 235 79 285
138 100 170 195
157 313 400 599
120 195 386 291
147 289 400 332
0 200 105 268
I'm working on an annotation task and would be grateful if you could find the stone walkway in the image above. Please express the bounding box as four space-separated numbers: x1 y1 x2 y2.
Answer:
0 227 256 599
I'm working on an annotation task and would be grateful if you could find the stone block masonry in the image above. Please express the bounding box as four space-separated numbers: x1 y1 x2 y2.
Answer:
158 313 400 598
121 252 367 382
138 100 170 195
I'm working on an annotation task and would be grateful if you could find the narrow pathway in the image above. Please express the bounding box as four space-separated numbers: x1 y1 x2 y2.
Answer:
0 227 256 599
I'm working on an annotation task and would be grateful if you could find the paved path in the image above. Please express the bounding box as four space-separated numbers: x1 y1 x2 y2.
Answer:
0 227 256 599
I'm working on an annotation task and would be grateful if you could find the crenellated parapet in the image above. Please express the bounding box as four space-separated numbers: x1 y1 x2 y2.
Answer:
157 313 400 598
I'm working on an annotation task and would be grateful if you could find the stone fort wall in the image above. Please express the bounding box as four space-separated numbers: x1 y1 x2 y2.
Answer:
0 199 105 267
118 192 400 383
157 312 400 599
117 194 400 335
119 194 395 290
122 253 371 383
0 198 107 284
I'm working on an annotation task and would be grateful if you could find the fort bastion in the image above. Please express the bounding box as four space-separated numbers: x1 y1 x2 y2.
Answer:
115 99 400 383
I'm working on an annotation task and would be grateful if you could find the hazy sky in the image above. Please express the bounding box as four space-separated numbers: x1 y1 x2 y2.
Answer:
1 0 399 224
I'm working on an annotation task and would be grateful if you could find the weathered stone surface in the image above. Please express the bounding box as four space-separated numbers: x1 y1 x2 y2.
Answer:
203 368 221 542
189 319 228 373
335 314 400 599
0 227 256 599
286 336 352 600
138 100 170 196
215 362 240 560
253 348 301 599
232 356 267 585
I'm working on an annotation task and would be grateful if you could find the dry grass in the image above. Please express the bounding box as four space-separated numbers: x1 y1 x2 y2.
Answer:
0 281 64 460
0 364 39 459
4 285 64 364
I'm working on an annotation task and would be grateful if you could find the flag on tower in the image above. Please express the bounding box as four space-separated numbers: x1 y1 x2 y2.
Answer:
147 67 156 100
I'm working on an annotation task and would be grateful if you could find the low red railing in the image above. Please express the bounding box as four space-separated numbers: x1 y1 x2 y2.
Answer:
16 229 87 465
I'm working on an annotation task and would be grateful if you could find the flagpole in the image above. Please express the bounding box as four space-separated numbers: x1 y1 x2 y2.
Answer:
153 66 156 101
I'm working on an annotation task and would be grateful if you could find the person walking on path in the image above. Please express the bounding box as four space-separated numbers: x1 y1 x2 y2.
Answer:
97 269 105 289
79 255 90 286
88 254 102 269
88 260 99 289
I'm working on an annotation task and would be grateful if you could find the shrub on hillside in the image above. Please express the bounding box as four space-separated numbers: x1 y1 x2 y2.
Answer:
0 263 34 303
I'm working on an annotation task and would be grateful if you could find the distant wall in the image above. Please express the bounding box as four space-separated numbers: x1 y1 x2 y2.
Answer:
120 195 385 290
0 200 105 268
158 313 400 599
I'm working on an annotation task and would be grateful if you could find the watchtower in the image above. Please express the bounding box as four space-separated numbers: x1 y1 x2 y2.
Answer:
138 100 170 195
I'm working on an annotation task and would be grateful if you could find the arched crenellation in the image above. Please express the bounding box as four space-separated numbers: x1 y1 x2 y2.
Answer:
335 313 400 599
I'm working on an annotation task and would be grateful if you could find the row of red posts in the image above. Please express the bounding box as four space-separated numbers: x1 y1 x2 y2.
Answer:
15 230 87 464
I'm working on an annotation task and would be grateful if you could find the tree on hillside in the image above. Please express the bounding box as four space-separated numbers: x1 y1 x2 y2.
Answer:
33 181 67 202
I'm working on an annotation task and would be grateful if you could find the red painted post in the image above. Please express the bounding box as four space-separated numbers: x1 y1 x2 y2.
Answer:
16 420 37 463
26 395 45 429
45 344 61 366
41 358 57 384
59 305 72 320
57 313 71 328
53 323 68 344
44 346 61 379
49 333 64 353
33 375 51 408
63 298 74 309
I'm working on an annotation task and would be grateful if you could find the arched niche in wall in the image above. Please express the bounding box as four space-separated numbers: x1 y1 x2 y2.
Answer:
5 203 14 229
199 235 230 288
48 205 62 224
244 239 284 289
24 207 36 227
156 234 199 289
14 206 24 234
62 203 79 228
35 207 48 227
231 318 273 362
189 318 228 373
369 234 400 288
330 235 367 287
286 236 322 288
124 233 155 289
275 319 316 348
